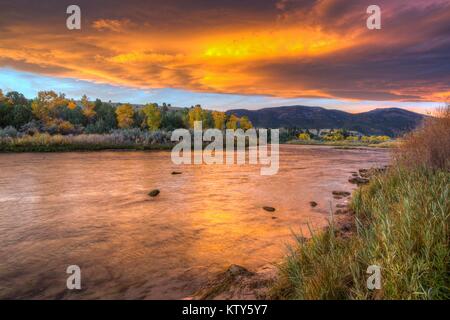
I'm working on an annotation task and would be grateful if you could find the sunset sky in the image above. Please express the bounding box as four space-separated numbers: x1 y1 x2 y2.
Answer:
0 0 449 113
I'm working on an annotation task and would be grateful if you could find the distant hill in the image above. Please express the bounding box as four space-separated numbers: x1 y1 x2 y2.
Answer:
226 106 425 136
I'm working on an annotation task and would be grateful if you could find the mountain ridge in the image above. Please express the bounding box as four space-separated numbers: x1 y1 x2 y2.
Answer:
226 105 426 136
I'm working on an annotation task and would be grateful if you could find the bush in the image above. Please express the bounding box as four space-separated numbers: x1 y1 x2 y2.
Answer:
20 120 43 135
396 105 450 171
298 133 311 141
0 126 19 138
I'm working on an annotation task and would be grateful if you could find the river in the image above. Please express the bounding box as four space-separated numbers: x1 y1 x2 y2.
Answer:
0 145 390 299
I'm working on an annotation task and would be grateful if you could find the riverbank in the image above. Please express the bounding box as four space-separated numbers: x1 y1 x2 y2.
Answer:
270 165 449 299
286 139 398 148
0 133 396 153
0 132 174 152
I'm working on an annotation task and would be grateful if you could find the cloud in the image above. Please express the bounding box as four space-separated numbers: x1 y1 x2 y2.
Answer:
92 19 133 32
0 0 448 104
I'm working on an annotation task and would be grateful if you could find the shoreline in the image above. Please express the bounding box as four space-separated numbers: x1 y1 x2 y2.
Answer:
0 142 392 153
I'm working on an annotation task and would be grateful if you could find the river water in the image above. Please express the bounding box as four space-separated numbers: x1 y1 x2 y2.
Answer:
0 145 390 299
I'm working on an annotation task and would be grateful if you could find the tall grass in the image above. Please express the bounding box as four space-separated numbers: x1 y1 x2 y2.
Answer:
271 106 450 300
0 129 174 152
396 106 450 170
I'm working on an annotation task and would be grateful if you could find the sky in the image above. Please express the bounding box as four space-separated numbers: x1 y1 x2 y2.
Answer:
0 0 449 113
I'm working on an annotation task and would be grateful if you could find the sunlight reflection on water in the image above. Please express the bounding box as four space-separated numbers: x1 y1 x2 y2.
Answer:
0 145 390 299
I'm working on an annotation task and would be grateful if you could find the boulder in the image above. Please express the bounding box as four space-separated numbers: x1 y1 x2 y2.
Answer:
309 201 318 207
348 177 369 185
148 189 160 197
332 191 351 197
263 206 276 212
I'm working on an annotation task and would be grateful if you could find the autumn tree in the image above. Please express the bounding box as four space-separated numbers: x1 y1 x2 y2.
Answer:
212 111 226 130
115 104 135 129
142 103 162 130
239 116 253 130
31 91 67 121
298 132 311 141
226 114 239 129
5 91 28 107
81 95 96 123
188 105 204 128
67 100 77 110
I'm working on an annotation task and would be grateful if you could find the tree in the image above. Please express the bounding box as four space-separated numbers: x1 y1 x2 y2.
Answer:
5 91 28 107
0 104 10 128
10 105 33 129
212 111 226 130
115 104 135 129
226 114 239 129
31 91 67 121
323 130 345 141
55 104 85 126
161 110 185 130
142 103 162 130
81 95 96 123
239 116 253 130
67 100 77 110
95 102 117 132
298 132 311 141
346 136 359 142
188 105 203 128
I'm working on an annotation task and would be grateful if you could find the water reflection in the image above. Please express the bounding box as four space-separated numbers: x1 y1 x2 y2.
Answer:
0 145 390 299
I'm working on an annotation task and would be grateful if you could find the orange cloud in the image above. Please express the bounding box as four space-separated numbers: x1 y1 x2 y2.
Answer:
92 19 133 32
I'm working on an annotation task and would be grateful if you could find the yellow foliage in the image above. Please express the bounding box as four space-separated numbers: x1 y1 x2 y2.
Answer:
143 103 162 130
67 100 77 110
346 136 359 142
226 114 239 129
115 104 135 129
32 91 67 121
188 105 204 128
298 133 311 141
361 135 390 143
239 116 253 130
212 111 226 129
81 95 96 120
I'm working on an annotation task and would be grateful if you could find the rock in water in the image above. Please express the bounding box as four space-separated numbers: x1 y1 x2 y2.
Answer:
148 189 160 197
348 177 369 185
263 206 276 212
226 264 253 277
332 191 351 197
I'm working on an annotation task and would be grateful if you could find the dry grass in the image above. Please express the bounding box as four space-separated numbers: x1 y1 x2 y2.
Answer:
396 105 450 171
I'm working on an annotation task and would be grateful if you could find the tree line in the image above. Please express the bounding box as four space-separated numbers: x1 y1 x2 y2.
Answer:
0 89 253 135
